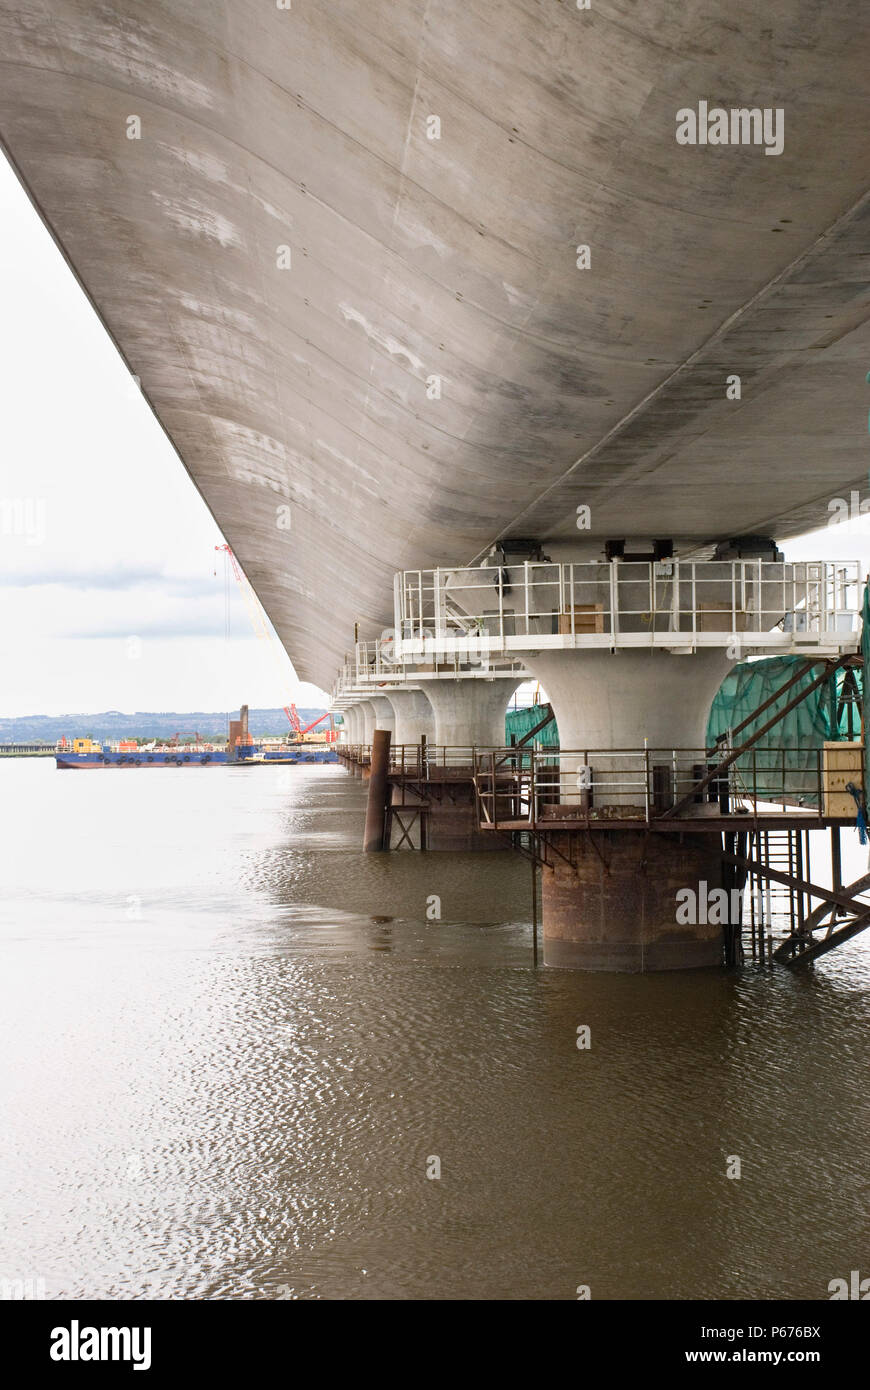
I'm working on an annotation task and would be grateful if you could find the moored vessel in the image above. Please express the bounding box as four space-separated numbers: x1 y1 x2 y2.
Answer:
54 707 339 768
55 737 229 768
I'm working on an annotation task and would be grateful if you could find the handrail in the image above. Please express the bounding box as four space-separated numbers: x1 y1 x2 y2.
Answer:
391 559 861 655
347 740 862 831
466 743 862 829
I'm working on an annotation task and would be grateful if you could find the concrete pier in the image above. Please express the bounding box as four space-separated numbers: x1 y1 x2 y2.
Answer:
523 650 732 969
394 774 505 853
415 677 521 751
342 707 362 745
367 695 396 737
384 677 521 849
385 689 435 746
541 829 726 972
525 651 732 756
357 701 377 745
335 559 861 967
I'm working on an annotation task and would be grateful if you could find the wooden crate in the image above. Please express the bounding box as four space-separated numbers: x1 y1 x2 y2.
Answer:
558 603 604 635
695 602 751 632
822 741 864 817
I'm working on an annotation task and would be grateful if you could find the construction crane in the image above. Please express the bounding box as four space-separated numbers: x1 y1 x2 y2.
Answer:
287 704 336 743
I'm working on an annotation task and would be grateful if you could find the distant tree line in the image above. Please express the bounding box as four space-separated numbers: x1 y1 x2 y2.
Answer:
0 708 329 742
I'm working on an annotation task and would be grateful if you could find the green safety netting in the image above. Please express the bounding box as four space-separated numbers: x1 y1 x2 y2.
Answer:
863 582 870 796
505 704 560 748
706 654 863 805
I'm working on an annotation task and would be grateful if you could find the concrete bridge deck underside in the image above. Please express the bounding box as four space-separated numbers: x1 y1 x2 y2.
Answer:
2 2 870 689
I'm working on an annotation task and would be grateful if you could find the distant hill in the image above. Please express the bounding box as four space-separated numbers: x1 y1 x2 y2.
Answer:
0 708 338 743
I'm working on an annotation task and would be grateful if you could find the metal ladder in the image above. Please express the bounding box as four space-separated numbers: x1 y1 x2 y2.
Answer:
747 829 805 959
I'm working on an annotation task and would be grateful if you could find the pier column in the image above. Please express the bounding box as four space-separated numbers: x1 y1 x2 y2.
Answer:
344 705 368 774
357 700 377 744
414 676 520 751
406 676 520 851
527 650 729 755
368 695 396 736
342 707 361 744
385 689 435 746
524 650 732 972
541 829 728 970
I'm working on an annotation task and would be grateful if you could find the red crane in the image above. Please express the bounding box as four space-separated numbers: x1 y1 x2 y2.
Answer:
288 705 336 742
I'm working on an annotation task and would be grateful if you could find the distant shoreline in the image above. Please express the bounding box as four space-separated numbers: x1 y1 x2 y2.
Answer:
0 706 333 743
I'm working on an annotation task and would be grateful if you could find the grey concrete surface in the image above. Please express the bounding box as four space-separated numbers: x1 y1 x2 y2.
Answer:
2 2 869 689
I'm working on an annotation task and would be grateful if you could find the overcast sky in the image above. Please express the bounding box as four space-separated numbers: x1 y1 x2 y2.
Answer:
0 152 329 717
2 151 869 720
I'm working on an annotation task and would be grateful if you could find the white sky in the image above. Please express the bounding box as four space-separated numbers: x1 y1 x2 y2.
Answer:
0 153 328 717
1 151 869 718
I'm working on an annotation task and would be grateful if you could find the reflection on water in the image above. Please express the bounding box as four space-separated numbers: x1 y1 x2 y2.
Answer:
0 758 868 1300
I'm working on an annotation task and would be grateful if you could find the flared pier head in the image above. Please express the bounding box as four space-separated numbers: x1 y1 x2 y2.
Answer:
356 700 377 745
385 688 435 746
341 706 362 744
399 676 522 851
336 700 376 772
335 704 365 773
527 649 731 755
526 650 734 973
367 695 396 736
415 676 521 751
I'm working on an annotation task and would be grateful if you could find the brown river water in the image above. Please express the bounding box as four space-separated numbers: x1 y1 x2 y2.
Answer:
1 757 867 1300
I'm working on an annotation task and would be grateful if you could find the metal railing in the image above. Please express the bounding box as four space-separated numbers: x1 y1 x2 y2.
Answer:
337 743 371 763
472 745 863 828
331 559 861 703
395 560 862 653
330 647 530 708
338 743 504 774
389 743 506 775
350 640 529 684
